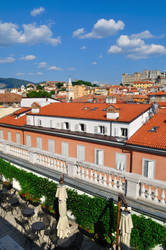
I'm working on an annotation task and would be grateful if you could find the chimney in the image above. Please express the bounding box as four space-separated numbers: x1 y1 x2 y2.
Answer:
31 102 40 114
106 105 119 119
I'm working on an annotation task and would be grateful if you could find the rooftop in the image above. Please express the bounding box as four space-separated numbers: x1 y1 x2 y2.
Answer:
127 108 166 149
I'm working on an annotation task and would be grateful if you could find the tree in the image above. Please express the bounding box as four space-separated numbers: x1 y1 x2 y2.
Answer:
27 91 52 98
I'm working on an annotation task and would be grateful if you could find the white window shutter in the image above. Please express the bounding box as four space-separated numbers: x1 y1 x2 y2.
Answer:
26 135 31 147
16 133 20 144
56 122 60 128
75 124 79 131
94 126 98 134
37 137 42 150
61 122 64 129
62 142 68 157
84 124 87 132
8 132 11 142
148 161 154 178
104 127 107 135
143 160 148 177
77 145 85 161
0 130 3 139
48 139 55 153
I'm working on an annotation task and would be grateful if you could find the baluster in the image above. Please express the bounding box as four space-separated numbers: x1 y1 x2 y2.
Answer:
90 169 94 182
94 171 98 183
108 174 112 187
154 187 159 202
77 165 81 177
86 168 89 181
113 175 117 189
119 178 123 192
82 168 85 179
161 189 166 205
147 185 152 200
141 183 145 199
103 173 107 186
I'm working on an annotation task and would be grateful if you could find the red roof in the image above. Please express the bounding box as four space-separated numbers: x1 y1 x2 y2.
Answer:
148 91 166 96
0 108 30 126
28 103 151 123
127 109 166 149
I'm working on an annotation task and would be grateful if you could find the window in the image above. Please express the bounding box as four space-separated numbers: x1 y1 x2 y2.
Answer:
16 133 20 144
26 135 31 147
62 142 68 157
38 119 42 126
50 120 53 128
95 149 104 165
64 122 69 130
36 137 42 150
116 153 126 171
48 139 55 153
0 130 3 139
99 126 105 134
80 124 85 132
142 159 155 179
7 131 11 142
77 145 85 161
121 128 128 137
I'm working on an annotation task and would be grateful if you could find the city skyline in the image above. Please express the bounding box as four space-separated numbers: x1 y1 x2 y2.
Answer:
1 0 166 83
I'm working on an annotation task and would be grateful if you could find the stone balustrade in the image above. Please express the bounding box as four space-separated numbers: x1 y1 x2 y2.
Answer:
0 139 165 208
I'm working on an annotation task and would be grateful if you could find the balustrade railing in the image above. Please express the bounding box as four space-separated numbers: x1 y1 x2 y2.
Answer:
0 139 165 208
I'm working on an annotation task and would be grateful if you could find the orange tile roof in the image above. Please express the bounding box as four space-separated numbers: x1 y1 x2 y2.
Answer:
0 108 29 126
148 91 166 96
127 109 166 149
28 103 151 123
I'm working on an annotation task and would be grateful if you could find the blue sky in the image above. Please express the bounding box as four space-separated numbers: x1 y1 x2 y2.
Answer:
1 0 166 84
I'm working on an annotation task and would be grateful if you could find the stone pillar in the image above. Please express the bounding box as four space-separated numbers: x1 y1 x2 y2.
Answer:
29 152 37 164
67 161 77 178
125 174 140 199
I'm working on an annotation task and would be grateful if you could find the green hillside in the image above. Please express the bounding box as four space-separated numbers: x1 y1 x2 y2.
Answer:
0 78 34 89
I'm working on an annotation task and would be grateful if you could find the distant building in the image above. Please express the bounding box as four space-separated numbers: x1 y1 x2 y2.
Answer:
122 70 161 85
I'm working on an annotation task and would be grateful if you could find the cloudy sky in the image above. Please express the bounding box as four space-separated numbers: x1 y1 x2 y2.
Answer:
1 0 166 84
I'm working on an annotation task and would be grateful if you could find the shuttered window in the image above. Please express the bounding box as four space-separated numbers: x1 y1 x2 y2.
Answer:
62 142 68 157
16 133 20 144
48 139 55 153
36 137 42 150
26 135 31 147
77 145 85 161
142 159 155 179
0 130 3 139
95 149 104 165
8 131 11 142
116 153 126 171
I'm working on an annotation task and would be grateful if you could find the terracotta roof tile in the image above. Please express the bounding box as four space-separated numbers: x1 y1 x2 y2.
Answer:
28 103 151 123
127 109 166 149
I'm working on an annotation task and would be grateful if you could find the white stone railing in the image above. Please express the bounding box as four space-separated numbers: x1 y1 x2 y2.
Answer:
139 177 166 207
0 139 165 208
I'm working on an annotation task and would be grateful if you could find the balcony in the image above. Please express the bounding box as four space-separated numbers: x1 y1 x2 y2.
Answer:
0 139 165 221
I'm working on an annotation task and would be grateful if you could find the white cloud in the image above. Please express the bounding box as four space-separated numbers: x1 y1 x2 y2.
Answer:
28 72 34 76
0 56 15 63
30 7 45 17
0 21 61 47
21 54 36 61
128 44 166 59
117 35 144 47
92 61 97 65
16 72 24 76
72 28 85 38
37 72 43 75
75 18 124 39
99 54 103 59
38 62 47 68
131 30 153 39
108 32 166 59
80 45 87 50
108 45 122 54
48 66 62 71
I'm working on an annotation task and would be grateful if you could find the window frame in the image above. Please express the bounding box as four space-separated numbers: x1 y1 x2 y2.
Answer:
95 149 104 165
142 158 155 179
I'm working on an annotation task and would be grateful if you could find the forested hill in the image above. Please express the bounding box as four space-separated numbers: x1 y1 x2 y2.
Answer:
0 78 34 89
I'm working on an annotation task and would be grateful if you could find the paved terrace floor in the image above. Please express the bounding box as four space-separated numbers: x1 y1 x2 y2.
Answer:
0 214 108 250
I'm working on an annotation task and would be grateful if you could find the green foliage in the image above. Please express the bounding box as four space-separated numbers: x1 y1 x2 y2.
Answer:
36 85 44 90
0 158 165 249
131 214 166 250
72 80 98 87
56 82 64 89
27 90 52 98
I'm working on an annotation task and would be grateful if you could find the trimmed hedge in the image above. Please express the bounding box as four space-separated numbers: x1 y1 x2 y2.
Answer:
0 158 165 249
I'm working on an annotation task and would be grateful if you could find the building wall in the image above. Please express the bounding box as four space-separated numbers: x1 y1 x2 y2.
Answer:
132 151 166 181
